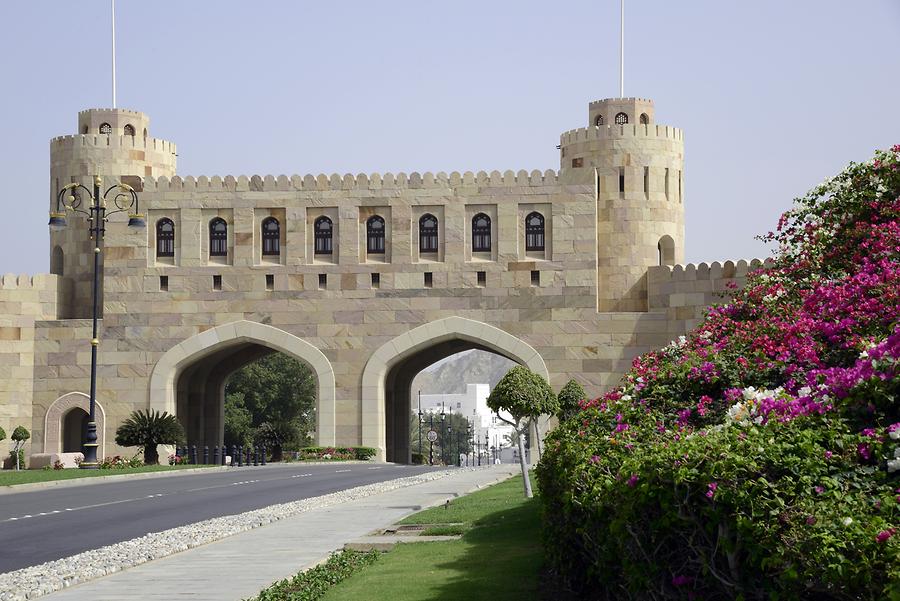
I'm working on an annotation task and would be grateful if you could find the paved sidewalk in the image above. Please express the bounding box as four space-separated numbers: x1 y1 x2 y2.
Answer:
42 464 519 601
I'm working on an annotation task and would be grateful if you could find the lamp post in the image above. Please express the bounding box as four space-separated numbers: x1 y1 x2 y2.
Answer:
49 176 145 469
428 412 435 466
417 391 423 463
440 402 446 466
484 433 490 465
446 407 453 467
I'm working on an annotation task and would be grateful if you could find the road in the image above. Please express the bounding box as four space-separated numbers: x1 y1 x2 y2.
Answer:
0 463 435 574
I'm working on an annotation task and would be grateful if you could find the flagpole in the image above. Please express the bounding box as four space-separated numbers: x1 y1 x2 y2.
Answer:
619 0 624 98
111 0 117 108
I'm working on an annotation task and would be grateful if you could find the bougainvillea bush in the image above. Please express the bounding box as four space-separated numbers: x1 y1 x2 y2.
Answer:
537 146 900 600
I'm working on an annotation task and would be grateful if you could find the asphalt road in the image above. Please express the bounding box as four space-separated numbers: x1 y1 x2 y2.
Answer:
0 463 435 574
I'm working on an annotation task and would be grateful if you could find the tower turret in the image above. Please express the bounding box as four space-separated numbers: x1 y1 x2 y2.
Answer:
49 108 177 317
559 97 685 312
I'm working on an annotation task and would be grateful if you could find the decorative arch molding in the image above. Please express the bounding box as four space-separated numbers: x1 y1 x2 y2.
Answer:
44 392 106 455
360 316 549 459
148 320 336 446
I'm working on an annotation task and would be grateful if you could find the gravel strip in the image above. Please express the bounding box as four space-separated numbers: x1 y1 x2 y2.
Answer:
0 469 457 601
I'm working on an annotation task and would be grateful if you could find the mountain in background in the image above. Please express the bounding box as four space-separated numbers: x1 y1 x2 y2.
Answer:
410 350 516 397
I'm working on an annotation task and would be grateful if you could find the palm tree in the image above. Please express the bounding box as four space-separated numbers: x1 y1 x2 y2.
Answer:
115 410 184 465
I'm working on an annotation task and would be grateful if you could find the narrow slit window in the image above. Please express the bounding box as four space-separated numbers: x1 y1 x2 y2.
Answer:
156 218 175 258
366 215 385 254
530 270 540 286
261 217 280 256
644 166 650 199
472 213 491 253
476 271 486 287
665 168 670 201
525 212 545 252
371 272 380 288
209 218 228 257
212 275 222 291
618 168 625 198
265 274 274 291
419 214 438 253
314 216 333 255
318 273 327 290
159 275 168 291
678 170 683 202
424 272 433 288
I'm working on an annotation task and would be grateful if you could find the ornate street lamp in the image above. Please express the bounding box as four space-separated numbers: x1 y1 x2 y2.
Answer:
50 176 145 468
417 391 424 463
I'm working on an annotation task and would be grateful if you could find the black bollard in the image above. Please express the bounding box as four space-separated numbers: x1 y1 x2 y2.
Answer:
221 446 227 466
231 445 238 467
203 446 209 465
246 446 252 467
213 446 220 466
190 445 198 465
237 445 243 467
261 445 267 465
253 447 258 466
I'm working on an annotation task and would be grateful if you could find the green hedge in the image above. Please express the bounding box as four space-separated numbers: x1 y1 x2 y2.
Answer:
296 446 377 461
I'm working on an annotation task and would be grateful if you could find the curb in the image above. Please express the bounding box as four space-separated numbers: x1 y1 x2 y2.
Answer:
0 460 378 496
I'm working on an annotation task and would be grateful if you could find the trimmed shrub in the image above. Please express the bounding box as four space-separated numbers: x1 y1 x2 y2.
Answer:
556 379 586 422
538 146 900 600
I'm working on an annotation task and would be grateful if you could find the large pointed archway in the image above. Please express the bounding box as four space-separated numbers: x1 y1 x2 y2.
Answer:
148 321 336 447
361 316 548 462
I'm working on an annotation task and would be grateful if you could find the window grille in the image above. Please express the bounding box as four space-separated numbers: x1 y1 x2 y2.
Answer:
261 217 280 256
156 218 175 258
99 123 112 134
419 214 438 253
366 216 385 254
314 216 333 255
209 218 227 257
615 112 628 125
472 213 491 252
525 212 545 252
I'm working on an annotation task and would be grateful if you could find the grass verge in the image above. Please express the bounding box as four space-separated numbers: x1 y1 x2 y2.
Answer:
320 473 541 601
0 464 212 486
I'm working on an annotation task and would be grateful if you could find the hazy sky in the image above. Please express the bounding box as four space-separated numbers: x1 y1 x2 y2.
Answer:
0 1 897 274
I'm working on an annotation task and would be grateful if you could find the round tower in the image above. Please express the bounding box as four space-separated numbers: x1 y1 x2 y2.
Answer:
559 97 684 312
49 108 177 317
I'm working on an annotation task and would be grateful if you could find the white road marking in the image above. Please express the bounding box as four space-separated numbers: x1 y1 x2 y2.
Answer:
334 469 351 473
367 467 382 470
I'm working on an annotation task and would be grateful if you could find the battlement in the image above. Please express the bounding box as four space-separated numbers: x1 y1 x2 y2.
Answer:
650 259 770 282
142 168 562 192
560 124 683 146
78 107 146 118
51 134 176 154
0 273 60 291
588 97 654 108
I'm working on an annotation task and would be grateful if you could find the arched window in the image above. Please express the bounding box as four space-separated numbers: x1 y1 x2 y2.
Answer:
639 113 649 125
314 216 333 255
261 217 280 256
472 213 491 253
124 124 135 136
419 214 438 253
51 246 64 275
594 115 604 126
81 125 88 135
366 216 386 254
209 218 227 257
99 123 112 135
658 235 675 266
615 112 629 125
143 127 148 138
525 212 545 252
156 218 175 258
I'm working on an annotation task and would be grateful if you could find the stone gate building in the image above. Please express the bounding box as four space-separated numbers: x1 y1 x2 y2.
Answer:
0 96 761 463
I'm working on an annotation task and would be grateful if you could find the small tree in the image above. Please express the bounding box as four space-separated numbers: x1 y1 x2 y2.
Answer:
487 366 558 498
11 426 30 470
556 379 586 422
115 410 185 465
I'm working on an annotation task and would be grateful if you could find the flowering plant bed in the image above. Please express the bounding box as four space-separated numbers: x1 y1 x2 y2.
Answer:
538 147 900 600
291 447 377 461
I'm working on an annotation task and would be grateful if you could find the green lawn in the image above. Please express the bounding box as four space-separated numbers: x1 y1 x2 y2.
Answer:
0 464 211 487
319 473 542 601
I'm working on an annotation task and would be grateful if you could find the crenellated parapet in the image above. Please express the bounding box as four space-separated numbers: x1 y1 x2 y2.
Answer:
141 168 561 192
559 123 683 146
648 259 773 324
51 133 176 155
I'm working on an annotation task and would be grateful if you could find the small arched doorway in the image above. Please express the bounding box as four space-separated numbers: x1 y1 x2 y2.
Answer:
62 407 90 453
